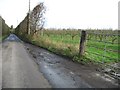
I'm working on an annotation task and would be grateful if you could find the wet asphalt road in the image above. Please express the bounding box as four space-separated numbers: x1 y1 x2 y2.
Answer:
1 34 119 88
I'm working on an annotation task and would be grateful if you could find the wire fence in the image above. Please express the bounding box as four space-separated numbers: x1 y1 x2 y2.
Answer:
84 31 119 63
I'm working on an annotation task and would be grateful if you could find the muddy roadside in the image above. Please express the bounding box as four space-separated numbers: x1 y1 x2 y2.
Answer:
23 42 119 88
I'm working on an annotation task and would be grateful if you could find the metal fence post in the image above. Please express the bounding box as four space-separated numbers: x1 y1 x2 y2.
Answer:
79 30 87 56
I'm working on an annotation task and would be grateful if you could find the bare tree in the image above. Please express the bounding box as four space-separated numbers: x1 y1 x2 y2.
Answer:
30 3 46 35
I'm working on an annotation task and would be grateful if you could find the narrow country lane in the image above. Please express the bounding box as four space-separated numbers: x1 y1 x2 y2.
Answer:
1 34 119 88
2 34 51 88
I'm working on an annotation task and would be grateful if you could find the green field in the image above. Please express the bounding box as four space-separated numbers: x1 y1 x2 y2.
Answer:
29 29 119 64
0 35 7 41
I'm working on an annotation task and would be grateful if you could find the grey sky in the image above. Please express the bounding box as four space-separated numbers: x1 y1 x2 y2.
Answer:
0 0 119 29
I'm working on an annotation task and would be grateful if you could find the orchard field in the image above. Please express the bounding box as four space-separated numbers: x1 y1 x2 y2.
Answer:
32 29 119 64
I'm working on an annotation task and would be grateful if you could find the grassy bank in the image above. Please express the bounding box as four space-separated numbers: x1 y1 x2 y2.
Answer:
18 30 119 65
0 35 8 41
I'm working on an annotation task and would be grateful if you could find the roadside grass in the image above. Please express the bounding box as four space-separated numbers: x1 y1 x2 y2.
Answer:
31 36 78 57
0 35 8 41
26 33 119 64
44 34 80 44
0 37 2 41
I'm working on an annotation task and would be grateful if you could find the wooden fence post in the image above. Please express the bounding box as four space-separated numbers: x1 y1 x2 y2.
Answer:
79 30 87 56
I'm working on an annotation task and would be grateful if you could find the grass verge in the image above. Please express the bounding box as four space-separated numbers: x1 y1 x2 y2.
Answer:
17 34 119 65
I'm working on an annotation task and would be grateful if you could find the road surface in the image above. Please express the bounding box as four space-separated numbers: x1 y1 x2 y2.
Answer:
2 34 51 88
1 34 119 88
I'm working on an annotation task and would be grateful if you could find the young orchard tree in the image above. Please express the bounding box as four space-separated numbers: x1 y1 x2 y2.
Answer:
30 2 46 35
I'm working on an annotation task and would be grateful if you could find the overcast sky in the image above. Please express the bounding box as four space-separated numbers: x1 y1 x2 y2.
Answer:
0 0 119 29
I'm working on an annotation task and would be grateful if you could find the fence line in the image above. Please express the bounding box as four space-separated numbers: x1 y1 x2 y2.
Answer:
86 39 119 44
86 44 118 53
41 30 119 63
85 50 119 61
84 31 119 63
